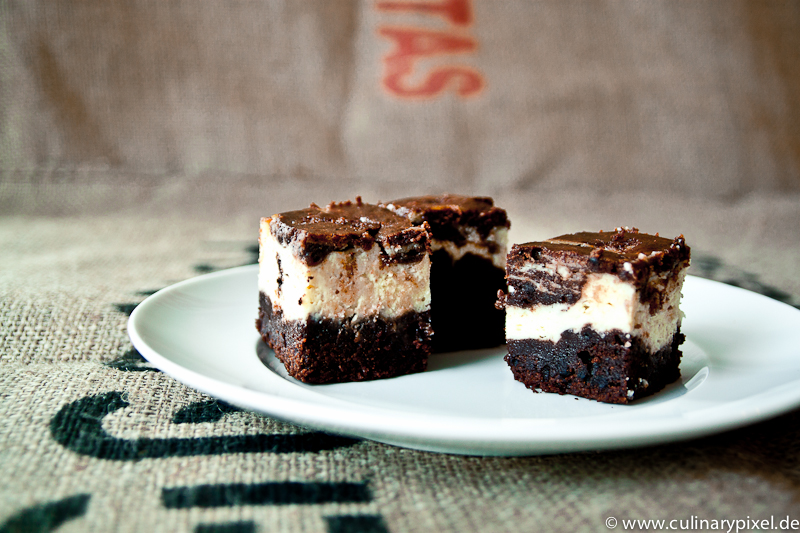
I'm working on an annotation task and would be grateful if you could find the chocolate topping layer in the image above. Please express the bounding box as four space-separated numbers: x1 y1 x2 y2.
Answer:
267 197 430 266
381 194 509 245
504 227 690 309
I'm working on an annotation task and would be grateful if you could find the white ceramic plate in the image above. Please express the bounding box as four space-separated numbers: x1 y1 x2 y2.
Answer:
128 265 800 456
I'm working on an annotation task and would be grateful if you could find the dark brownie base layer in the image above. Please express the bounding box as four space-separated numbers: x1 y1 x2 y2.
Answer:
257 292 432 384
430 250 506 353
505 326 683 404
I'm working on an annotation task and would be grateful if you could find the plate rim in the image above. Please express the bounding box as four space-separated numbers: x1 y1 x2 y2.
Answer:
128 264 800 456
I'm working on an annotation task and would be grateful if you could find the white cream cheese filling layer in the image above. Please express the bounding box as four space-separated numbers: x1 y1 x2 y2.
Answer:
506 269 687 353
259 219 431 322
432 226 508 269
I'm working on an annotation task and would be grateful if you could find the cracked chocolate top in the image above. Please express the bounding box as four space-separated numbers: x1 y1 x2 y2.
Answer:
504 227 690 308
266 197 430 266
380 194 509 245
509 228 689 276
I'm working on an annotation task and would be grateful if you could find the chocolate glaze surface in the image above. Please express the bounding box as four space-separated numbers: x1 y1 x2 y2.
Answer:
504 227 690 310
267 197 430 266
381 194 509 245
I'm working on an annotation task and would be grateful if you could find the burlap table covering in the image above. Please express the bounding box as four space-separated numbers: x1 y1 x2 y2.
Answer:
3 1 800 530
1 175 799 532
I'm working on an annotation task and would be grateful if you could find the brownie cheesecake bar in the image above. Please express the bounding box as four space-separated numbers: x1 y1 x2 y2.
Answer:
382 194 510 352
499 227 690 404
256 198 433 384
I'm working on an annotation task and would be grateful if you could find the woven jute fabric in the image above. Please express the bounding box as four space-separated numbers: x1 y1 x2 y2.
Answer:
2 1 800 196
3 1 800 530
2 177 800 532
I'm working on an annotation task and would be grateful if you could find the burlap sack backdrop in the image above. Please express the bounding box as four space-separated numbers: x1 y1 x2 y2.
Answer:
2 1 800 532
2 1 799 194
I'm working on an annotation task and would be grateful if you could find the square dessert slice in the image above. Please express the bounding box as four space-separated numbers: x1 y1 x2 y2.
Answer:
381 194 510 352
500 227 690 404
256 197 433 384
